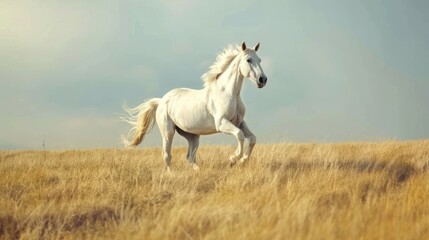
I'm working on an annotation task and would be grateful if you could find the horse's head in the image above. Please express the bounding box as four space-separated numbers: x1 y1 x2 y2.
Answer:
239 42 268 89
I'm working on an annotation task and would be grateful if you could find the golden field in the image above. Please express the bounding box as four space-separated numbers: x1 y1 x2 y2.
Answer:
1 140 429 240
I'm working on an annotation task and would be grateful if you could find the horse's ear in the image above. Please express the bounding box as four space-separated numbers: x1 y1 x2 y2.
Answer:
241 42 247 51
254 42 260 52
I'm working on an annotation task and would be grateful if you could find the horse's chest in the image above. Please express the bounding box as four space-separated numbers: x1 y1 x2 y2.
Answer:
223 101 243 125
209 96 243 125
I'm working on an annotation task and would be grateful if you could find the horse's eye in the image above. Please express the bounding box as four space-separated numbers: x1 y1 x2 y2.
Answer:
247 58 252 63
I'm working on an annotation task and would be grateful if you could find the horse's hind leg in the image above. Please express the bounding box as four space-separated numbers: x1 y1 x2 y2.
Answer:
177 128 200 171
161 132 174 172
156 105 175 172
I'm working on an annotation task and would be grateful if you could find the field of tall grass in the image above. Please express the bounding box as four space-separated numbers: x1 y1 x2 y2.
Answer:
1 140 429 239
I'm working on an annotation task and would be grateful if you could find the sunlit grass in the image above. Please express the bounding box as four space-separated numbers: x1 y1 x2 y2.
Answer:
1 140 429 239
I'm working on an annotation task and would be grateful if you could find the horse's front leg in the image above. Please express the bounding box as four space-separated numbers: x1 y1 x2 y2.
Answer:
216 118 245 166
238 121 256 164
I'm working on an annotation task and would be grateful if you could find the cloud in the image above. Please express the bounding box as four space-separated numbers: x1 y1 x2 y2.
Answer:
60 116 117 129
1 1 428 149
255 24 429 142
0 114 123 149
160 0 202 17
0 2 91 75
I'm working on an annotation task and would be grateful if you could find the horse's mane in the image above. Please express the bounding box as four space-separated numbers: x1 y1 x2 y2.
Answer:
201 44 243 87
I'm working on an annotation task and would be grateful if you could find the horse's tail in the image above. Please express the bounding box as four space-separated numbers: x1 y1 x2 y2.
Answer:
121 98 161 148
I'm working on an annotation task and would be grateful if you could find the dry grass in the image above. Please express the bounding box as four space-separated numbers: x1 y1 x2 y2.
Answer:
1 140 429 239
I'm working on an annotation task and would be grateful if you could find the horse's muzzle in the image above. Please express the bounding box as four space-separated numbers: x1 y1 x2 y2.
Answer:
258 75 267 88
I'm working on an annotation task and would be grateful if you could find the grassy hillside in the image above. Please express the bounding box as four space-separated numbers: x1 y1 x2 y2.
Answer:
1 140 429 239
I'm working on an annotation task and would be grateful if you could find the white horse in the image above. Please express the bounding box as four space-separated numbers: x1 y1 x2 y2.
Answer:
122 42 267 171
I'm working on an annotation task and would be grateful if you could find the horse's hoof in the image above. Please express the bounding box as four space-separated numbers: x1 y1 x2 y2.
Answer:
238 157 248 166
192 164 200 171
229 161 236 167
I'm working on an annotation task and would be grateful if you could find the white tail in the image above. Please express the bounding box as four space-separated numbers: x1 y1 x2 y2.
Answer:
121 98 160 147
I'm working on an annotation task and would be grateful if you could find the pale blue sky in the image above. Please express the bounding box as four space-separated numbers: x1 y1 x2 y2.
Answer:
1 0 428 149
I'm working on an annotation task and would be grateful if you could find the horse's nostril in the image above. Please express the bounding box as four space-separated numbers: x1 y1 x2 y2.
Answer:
258 76 264 84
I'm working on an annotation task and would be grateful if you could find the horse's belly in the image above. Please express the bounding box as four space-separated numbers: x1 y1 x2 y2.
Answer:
176 115 217 135
179 104 217 134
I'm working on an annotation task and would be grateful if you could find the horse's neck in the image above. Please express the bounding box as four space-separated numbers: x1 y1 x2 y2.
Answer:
213 59 243 96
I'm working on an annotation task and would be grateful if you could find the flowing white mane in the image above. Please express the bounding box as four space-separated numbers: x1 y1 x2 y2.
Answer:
201 44 243 87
